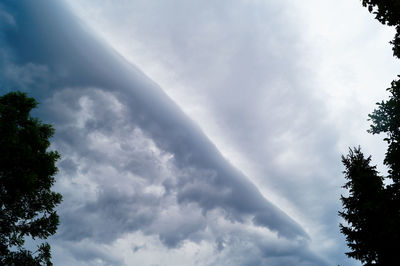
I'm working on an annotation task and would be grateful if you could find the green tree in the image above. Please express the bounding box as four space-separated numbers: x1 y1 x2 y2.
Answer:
369 78 400 186
364 1 400 252
339 148 394 265
0 91 62 265
361 0 400 58
339 1 400 265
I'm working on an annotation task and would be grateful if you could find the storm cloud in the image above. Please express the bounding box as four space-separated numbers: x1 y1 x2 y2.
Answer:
1 0 397 265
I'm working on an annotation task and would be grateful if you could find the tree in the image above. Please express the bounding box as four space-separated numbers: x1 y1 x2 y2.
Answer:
0 91 62 265
339 1 400 265
364 2 400 251
369 78 400 186
339 148 395 265
361 0 400 58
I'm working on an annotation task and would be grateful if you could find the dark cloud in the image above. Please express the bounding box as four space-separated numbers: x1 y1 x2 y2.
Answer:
207 226 329 266
52 240 124 266
61 1 362 264
0 0 355 265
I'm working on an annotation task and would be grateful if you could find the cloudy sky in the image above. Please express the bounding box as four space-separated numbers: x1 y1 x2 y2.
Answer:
0 0 399 265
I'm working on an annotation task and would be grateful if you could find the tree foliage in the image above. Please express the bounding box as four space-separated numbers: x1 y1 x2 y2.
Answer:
339 148 397 265
369 78 400 184
361 0 400 58
0 91 62 265
339 1 400 265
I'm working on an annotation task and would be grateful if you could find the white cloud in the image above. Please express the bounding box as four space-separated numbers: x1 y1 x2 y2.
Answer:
44 87 322 265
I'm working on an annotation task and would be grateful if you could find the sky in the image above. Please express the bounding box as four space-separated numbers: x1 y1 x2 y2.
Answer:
0 0 399 265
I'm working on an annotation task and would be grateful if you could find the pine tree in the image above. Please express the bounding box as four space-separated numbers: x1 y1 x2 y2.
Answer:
339 148 382 264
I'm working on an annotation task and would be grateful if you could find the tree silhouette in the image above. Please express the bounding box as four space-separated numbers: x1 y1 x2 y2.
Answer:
361 0 400 58
364 2 400 254
339 148 395 264
0 91 62 265
339 1 400 265
369 78 400 185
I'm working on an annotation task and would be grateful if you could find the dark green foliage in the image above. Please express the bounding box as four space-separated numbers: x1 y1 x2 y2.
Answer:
369 77 400 183
361 0 400 58
339 1 400 264
0 91 62 265
339 148 398 265
362 0 400 25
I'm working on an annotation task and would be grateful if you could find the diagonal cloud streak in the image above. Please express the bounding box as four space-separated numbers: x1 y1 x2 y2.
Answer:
0 0 332 265
2 0 308 239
